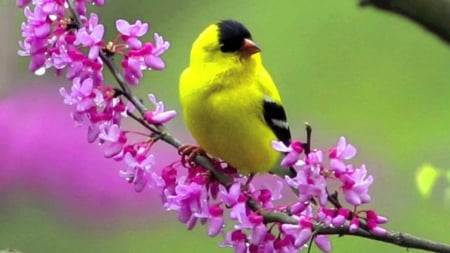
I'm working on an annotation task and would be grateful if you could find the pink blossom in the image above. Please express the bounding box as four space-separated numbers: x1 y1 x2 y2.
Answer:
165 182 210 229
229 202 247 221
249 233 276 253
316 208 335 225
116 19 149 49
219 183 242 206
60 77 96 109
145 33 170 69
121 56 143 85
366 210 388 235
121 40 169 85
222 230 248 253
314 235 331 253
98 123 127 158
256 180 283 209
18 41 46 73
248 215 267 245
329 136 357 175
153 33 170 56
286 169 328 206
272 140 305 167
160 166 178 189
142 42 166 70
144 94 177 124
281 218 312 248
349 217 360 233
208 205 224 237
120 153 155 192
76 24 105 60
234 212 267 245
74 0 105 15
329 137 357 160
16 0 31 7
20 6 50 72
22 6 51 39
340 165 373 205
331 208 350 227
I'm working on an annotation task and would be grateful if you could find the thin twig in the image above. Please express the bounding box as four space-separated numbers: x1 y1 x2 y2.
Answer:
317 225 450 253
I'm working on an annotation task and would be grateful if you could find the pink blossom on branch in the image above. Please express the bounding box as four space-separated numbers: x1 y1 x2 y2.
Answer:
0 88 163 216
144 94 177 124
116 19 148 49
75 15 105 60
18 0 169 84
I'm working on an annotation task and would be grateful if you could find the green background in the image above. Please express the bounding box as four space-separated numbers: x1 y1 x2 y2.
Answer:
1 1 449 252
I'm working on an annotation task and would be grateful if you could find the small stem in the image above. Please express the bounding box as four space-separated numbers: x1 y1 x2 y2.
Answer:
126 111 159 133
326 189 342 209
303 122 312 155
66 0 82 27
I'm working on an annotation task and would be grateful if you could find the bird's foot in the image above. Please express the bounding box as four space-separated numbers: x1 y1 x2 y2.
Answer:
178 144 206 167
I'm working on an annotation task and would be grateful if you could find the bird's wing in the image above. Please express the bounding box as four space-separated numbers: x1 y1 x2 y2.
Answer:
262 96 291 146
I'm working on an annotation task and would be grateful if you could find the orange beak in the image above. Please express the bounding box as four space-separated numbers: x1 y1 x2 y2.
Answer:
239 38 261 57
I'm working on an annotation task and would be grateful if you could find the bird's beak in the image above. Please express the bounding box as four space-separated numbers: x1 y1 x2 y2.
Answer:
239 38 261 57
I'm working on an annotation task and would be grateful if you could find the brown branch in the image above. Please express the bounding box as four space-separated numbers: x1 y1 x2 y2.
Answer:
360 0 450 44
317 225 450 253
248 196 450 253
247 198 298 224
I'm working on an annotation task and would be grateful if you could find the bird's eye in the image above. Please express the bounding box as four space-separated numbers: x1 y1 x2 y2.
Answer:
218 20 252 53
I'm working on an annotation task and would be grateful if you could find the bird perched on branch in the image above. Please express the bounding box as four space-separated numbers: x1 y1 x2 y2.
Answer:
179 20 293 176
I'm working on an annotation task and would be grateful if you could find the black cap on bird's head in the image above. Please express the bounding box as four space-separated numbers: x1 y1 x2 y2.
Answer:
217 20 260 57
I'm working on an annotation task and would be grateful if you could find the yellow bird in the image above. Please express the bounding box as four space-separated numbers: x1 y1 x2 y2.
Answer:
179 20 292 175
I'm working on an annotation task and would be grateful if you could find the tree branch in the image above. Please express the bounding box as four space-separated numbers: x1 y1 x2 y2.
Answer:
359 0 450 44
317 225 450 253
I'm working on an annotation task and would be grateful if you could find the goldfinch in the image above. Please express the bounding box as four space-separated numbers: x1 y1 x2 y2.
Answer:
179 20 292 175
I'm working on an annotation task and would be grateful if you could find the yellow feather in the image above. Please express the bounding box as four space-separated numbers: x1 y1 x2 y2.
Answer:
179 22 284 174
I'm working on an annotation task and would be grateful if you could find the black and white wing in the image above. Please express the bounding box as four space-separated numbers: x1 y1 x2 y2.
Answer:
262 96 291 146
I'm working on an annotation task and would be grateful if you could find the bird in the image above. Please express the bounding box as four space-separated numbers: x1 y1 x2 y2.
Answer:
179 19 293 176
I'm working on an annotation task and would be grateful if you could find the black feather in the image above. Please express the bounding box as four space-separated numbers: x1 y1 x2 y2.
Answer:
263 97 297 177
217 20 252 53
262 97 291 146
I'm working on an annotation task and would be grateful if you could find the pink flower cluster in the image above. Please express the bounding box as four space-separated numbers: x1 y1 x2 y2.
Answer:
274 137 388 232
144 137 387 253
17 0 174 192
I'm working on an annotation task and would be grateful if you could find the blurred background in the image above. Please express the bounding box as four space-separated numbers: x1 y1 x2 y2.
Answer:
1 1 449 252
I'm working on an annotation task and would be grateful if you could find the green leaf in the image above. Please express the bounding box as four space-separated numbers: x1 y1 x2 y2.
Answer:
415 164 440 198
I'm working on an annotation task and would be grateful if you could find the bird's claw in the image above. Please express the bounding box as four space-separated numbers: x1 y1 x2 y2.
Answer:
178 145 206 167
